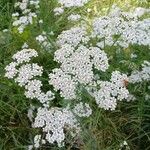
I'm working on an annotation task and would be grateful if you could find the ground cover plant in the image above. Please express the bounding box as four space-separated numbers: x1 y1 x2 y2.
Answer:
0 0 150 149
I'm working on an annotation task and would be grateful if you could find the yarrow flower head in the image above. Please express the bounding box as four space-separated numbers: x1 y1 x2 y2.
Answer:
49 68 77 99
32 106 80 148
5 62 18 79
92 6 150 48
73 102 92 117
57 27 90 47
12 48 38 64
129 61 150 83
36 32 51 49
53 7 64 15
51 31 109 99
15 63 43 86
57 0 89 8
46 25 110 102
12 0 40 33
5 47 55 107
68 14 81 21
87 71 129 110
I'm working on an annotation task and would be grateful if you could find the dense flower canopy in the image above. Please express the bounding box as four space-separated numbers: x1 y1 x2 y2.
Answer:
4 0 150 149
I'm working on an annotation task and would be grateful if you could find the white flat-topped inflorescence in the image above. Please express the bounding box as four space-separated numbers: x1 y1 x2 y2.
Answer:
92 5 150 48
129 61 150 83
57 27 90 47
73 102 92 117
87 71 129 110
5 47 55 107
68 14 81 21
36 32 51 49
12 0 40 33
32 106 80 147
49 68 77 99
57 0 89 8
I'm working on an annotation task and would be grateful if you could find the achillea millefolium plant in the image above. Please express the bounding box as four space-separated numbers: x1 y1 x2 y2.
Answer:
0 0 150 149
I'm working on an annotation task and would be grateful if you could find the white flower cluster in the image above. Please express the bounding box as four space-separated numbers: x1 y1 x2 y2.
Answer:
57 27 90 47
73 102 92 117
2 29 8 32
90 47 109 72
5 47 81 149
119 140 130 150
32 106 80 147
12 0 40 33
49 24 131 112
91 71 129 110
53 7 64 16
49 68 77 99
60 45 108 83
33 134 41 148
12 48 38 64
58 0 89 8
5 49 38 79
50 29 109 99
56 45 94 85
5 48 54 106
92 5 150 48
15 63 43 86
54 0 89 16
68 14 81 21
22 42 29 49
50 27 109 99
25 80 54 106
5 62 18 79
129 61 150 83
36 32 51 49
130 53 137 59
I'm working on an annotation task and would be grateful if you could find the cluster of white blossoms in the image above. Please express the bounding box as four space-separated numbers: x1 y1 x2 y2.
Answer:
49 23 130 111
5 47 82 149
58 0 89 8
12 48 38 64
68 14 81 21
48 26 109 100
15 63 43 86
87 71 129 110
25 80 55 106
36 32 51 49
49 19 131 112
49 68 77 99
58 45 109 84
5 48 54 107
92 5 150 48
12 0 40 33
5 49 38 79
54 0 89 15
73 102 92 117
129 61 150 83
119 141 130 150
5 62 18 79
57 27 90 47
53 7 64 16
32 106 80 148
